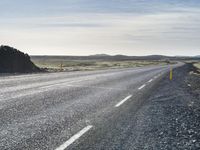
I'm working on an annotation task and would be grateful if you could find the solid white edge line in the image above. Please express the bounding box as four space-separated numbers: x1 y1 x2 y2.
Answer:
40 78 91 89
115 95 132 107
138 84 146 90
55 125 93 150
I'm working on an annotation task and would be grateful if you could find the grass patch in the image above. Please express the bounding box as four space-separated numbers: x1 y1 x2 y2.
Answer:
194 62 200 70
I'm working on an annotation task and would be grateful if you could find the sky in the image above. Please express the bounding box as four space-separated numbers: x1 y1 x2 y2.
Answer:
0 0 200 56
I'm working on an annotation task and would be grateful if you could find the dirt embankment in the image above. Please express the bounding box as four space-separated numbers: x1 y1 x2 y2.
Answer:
0 46 41 73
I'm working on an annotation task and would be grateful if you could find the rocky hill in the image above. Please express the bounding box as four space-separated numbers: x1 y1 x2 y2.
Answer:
0 46 40 73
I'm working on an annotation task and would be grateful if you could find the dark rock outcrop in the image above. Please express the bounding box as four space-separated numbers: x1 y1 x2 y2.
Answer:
0 45 40 73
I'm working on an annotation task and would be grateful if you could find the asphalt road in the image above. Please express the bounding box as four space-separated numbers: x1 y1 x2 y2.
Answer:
0 64 181 150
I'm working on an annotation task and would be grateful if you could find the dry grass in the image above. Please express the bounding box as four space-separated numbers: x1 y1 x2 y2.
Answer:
31 57 171 72
194 62 200 69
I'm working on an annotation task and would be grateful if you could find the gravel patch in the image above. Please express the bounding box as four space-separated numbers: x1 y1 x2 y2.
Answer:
130 64 200 150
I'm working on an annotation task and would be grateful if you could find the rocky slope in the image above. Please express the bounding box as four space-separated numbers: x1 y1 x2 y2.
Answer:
0 46 40 73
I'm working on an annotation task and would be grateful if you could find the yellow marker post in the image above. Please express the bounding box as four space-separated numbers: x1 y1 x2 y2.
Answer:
170 67 173 80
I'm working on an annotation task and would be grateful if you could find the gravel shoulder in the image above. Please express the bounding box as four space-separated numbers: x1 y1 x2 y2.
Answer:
130 64 200 149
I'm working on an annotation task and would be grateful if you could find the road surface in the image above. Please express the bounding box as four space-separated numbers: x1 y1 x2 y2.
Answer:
0 64 182 149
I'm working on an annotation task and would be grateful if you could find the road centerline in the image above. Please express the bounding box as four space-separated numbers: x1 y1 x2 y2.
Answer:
55 125 93 150
148 79 153 83
115 95 132 107
138 84 146 90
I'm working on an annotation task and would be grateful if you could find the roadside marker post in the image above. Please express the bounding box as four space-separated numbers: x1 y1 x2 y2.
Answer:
60 62 63 71
170 67 173 80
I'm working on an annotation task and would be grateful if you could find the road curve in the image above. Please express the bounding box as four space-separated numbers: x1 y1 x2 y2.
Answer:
0 64 181 149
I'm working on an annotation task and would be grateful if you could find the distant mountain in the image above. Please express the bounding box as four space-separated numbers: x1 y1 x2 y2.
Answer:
0 45 40 73
89 54 110 57
31 54 200 61
32 54 200 62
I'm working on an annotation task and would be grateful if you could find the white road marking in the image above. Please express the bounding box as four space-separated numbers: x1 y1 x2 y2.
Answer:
40 78 92 89
138 84 146 90
65 85 121 90
148 79 153 83
115 95 132 107
55 125 93 150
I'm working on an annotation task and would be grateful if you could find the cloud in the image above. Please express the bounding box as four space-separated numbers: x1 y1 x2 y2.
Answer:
1 0 200 18
0 0 200 56
38 23 107 28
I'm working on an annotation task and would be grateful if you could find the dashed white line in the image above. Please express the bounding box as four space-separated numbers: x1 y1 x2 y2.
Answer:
148 79 153 83
55 125 93 150
115 95 132 107
138 84 146 90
